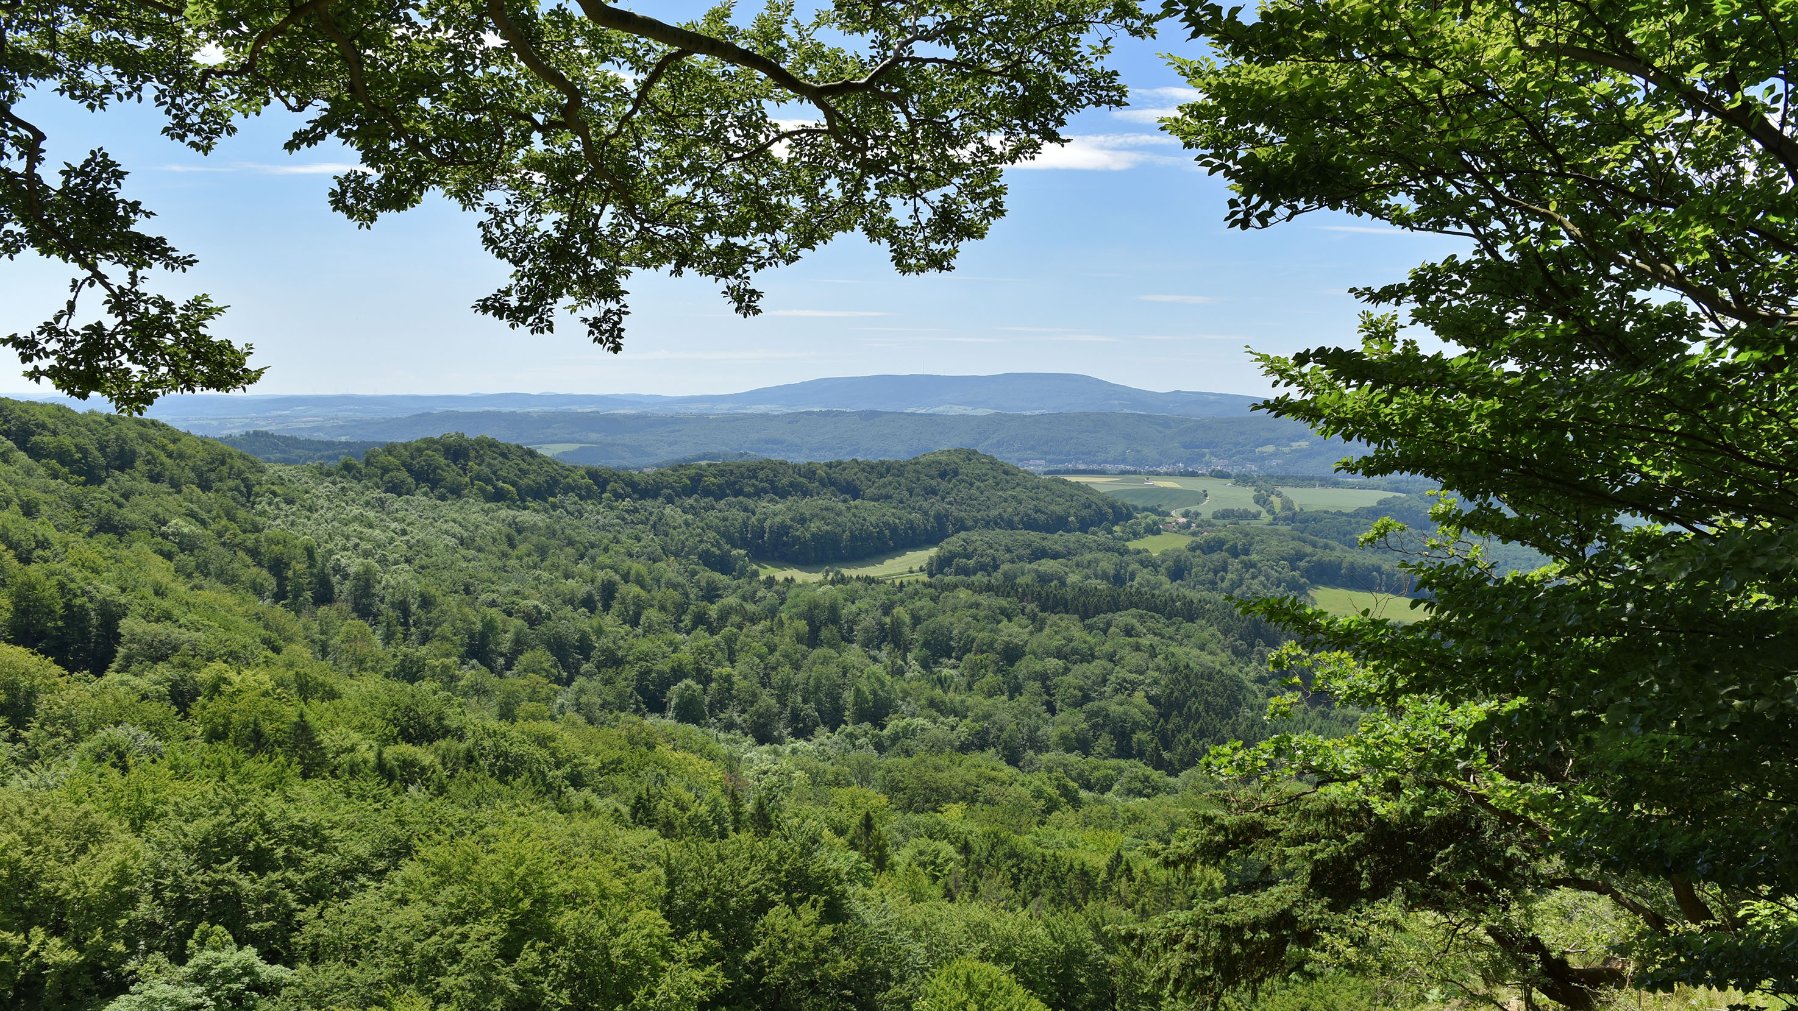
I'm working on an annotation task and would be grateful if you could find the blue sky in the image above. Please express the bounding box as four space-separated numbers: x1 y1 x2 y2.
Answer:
0 18 1466 399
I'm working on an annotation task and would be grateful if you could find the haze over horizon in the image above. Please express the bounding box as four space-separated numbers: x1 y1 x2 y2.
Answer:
12 371 1248 402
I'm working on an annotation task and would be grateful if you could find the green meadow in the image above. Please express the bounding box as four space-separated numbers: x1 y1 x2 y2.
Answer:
1126 531 1198 553
756 544 939 583
1311 585 1428 623
1062 474 1396 520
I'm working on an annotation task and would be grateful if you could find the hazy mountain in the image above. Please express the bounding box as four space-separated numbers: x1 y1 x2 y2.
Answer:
21 373 1263 435
639 373 1261 416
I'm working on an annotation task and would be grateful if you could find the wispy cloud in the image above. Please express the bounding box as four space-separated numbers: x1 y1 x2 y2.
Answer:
1000 326 1077 333
852 326 947 332
766 309 890 318
1046 335 1120 343
1136 333 1251 342
1011 133 1186 171
1130 86 1201 102
1138 294 1216 304
158 161 371 176
1114 86 1200 124
1112 107 1182 124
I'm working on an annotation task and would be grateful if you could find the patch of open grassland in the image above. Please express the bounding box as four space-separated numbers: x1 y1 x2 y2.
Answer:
757 544 939 583
1311 585 1427 623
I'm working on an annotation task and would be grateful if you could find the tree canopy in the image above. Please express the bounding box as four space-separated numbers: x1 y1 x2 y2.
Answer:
1158 0 1798 1001
1 0 1147 411
0 396 1396 1010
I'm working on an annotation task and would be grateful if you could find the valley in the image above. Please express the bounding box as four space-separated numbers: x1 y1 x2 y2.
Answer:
0 397 1427 1011
4 0 1791 1002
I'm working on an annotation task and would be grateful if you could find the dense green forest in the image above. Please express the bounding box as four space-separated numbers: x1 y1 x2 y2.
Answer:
215 432 386 466
0 398 1382 1011
0 399 1771 1010
7 0 1792 1004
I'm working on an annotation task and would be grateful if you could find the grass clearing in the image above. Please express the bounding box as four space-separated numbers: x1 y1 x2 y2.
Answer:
1060 474 1122 485
1061 474 1256 517
757 544 939 583
1311 585 1428 623
530 443 592 456
1282 485 1400 511
1127 531 1197 553
1061 474 1398 520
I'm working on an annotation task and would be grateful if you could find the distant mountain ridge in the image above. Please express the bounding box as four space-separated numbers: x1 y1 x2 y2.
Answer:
222 410 1346 474
653 373 1260 416
20 373 1263 434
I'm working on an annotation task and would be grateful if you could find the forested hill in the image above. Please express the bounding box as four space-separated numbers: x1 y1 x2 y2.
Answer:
216 430 385 464
0 395 1418 1011
338 436 1134 564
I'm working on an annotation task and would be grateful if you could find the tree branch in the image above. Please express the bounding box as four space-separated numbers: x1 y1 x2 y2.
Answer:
1528 38 1798 184
1547 876 1669 934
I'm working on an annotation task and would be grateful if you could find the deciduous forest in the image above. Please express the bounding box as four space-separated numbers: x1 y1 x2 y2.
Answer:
1 395 1776 1009
0 399 1357 1010
4 0 1795 1007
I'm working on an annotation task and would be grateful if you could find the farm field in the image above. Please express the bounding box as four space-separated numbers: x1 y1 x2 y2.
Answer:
756 544 938 583
1311 585 1428 623
1126 531 1196 553
1283 484 1403 510
1060 474 1396 519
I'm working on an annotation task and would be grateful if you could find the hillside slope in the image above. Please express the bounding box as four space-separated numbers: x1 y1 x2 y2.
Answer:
0 398 1428 1011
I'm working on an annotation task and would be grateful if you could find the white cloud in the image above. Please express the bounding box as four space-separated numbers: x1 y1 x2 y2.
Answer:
1138 294 1216 304
1130 86 1201 102
1010 133 1186 171
1111 107 1182 124
158 161 372 176
1046 335 1120 343
766 309 890 318
1113 86 1199 124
